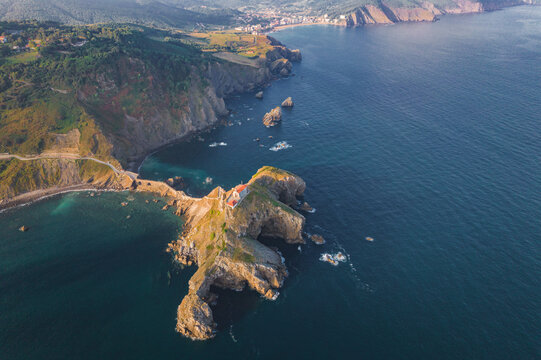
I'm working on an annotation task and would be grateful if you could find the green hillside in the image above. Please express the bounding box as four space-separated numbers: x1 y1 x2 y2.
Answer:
0 0 237 29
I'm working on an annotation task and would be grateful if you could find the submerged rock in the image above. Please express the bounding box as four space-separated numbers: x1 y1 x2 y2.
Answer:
166 176 185 189
281 97 294 107
299 201 313 212
311 234 325 245
262 107 282 127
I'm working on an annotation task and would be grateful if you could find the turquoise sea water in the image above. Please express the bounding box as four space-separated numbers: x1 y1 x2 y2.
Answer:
2 6 541 359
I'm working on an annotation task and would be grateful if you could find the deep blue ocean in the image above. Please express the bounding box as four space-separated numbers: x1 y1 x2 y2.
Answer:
1 6 540 359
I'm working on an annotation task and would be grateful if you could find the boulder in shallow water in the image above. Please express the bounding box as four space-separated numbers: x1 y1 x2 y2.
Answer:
281 97 294 107
300 201 313 212
19 225 28 232
255 91 264 99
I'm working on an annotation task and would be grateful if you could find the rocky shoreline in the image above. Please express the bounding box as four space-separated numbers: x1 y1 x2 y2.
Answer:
0 37 302 206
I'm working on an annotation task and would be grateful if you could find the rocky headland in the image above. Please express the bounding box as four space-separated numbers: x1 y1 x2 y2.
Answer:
127 166 307 340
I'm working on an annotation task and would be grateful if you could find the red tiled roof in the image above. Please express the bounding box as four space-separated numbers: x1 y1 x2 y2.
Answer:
227 200 238 207
235 184 248 193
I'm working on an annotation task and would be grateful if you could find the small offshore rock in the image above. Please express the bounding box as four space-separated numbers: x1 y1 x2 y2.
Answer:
19 225 28 232
262 107 282 127
264 289 279 300
281 97 294 107
162 204 169 211
166 176 185 189
255 91 264 99
311 234 326 245
121 202 128 207
300 201 313 212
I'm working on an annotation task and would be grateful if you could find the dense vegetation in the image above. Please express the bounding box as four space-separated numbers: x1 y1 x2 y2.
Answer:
0 21 210 157
0 0 238 29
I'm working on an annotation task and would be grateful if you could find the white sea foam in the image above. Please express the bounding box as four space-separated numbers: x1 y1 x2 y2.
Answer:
229 325 238 343
320 252 348 266
333 252 347 262
319 253 339 266
209 142 227 148
269 141 292 152
203 177 213 185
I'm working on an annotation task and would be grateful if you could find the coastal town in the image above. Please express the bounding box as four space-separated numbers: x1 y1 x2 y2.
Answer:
235 9 346 33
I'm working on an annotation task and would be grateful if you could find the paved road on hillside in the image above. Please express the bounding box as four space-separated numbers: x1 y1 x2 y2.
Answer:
0 153 138 180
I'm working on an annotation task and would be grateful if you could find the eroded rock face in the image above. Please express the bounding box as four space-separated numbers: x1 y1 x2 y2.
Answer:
262 107 282 127
341 0 511 27
270 58 292 76
167 166 306 340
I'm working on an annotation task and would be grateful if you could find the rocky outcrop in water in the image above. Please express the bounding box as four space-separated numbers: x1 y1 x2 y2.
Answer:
167 166 306 340
166 176 185 189
281 97 294 107
262 107 282 127
310 234 325 245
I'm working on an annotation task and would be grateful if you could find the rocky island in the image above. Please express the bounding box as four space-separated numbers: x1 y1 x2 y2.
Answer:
116 166 306 340
166 166 306 340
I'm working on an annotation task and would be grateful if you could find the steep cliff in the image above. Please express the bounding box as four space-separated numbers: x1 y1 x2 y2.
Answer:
342 0 531 26
167 166 306 340
79 46 300 170
0 24 302 205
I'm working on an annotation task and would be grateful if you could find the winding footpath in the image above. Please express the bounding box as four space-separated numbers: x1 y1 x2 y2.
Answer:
0 152 139 180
